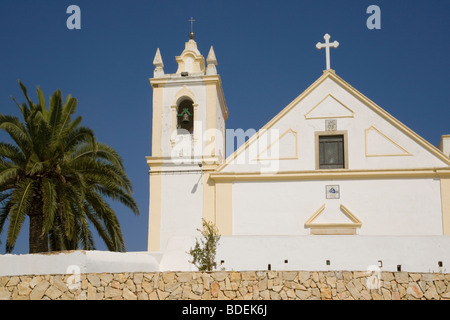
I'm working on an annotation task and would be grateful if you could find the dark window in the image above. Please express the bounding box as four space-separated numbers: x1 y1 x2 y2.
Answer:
319 135 345 169
177 100 194 134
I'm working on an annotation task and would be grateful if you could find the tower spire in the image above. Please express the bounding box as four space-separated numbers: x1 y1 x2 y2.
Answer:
189 17 196 39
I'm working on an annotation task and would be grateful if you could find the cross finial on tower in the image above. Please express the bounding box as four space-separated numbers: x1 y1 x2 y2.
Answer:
316 33 339 70
189 17 196 39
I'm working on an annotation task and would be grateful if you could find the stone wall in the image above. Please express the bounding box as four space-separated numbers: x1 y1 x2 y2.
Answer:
1 270 450 300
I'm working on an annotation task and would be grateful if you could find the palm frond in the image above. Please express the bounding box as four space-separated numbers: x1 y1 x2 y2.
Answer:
48 89 63 141
57 96 77 139
0 165 20 187
41 177 57 235
6 179 35 252
36 86 47 119
0 142 26 166
0 194 12 235
0 115 32 156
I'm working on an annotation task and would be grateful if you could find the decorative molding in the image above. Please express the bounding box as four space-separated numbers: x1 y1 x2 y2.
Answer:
304 204 326 227
365 126 412 157
173 86 195 106
254 128 298 161
210 167 450 182
304 94 355 120
304 203 362 235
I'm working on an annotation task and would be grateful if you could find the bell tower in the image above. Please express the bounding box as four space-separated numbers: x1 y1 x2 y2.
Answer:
146 30 228 252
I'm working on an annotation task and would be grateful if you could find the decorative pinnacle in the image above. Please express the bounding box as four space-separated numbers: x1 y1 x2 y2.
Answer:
206 46 218 75
153 48 164 68
153 48 164 78
206 46 217 65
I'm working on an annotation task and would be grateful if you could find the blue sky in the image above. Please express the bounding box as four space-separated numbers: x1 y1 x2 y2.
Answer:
1 0 449 254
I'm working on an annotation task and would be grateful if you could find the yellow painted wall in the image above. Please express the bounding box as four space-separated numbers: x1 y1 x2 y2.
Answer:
215 181 233 235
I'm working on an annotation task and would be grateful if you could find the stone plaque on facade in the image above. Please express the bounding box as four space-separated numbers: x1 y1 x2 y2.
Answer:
326 185 340 199
325 119 337 131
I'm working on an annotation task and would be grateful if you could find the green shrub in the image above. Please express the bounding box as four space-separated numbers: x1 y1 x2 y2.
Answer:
188 219 221 271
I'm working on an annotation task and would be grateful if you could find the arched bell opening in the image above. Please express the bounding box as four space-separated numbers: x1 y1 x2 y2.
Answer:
177 99 194 134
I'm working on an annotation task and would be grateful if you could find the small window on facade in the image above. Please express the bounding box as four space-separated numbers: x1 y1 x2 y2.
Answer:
319 135 345 169
177 100 194 134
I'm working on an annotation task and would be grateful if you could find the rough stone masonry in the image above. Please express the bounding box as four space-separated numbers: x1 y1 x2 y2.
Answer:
1 270 450 300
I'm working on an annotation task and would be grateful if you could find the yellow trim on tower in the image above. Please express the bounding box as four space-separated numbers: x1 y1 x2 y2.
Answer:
203 74 229 120
149 81 165 157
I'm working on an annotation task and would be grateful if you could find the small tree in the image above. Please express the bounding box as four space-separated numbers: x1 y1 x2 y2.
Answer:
188 219 221 271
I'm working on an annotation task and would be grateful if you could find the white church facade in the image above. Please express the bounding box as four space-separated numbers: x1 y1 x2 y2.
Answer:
146 32 450 272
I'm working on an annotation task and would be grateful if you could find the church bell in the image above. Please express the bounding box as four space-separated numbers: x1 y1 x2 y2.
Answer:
181 112 190 124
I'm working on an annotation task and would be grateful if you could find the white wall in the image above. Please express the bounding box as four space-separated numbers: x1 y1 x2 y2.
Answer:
232 178 443 236
0 251 159 276
2 236 449 276
160 169 204 252
159 235 450 273
216 235 450 273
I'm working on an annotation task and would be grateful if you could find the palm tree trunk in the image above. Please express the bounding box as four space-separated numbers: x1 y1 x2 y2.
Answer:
29 212 48 253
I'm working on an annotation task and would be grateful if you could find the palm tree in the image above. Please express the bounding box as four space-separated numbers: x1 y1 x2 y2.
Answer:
0 81 139 253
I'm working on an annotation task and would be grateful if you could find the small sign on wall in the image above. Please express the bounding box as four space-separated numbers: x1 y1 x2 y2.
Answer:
326 185 340 199
325 119 337 132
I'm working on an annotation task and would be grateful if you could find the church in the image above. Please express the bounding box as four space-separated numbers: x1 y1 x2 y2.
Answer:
146 30 450 272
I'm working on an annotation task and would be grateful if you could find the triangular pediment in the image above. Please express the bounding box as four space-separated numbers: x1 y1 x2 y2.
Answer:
216 70 450 174
304 203 362 235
